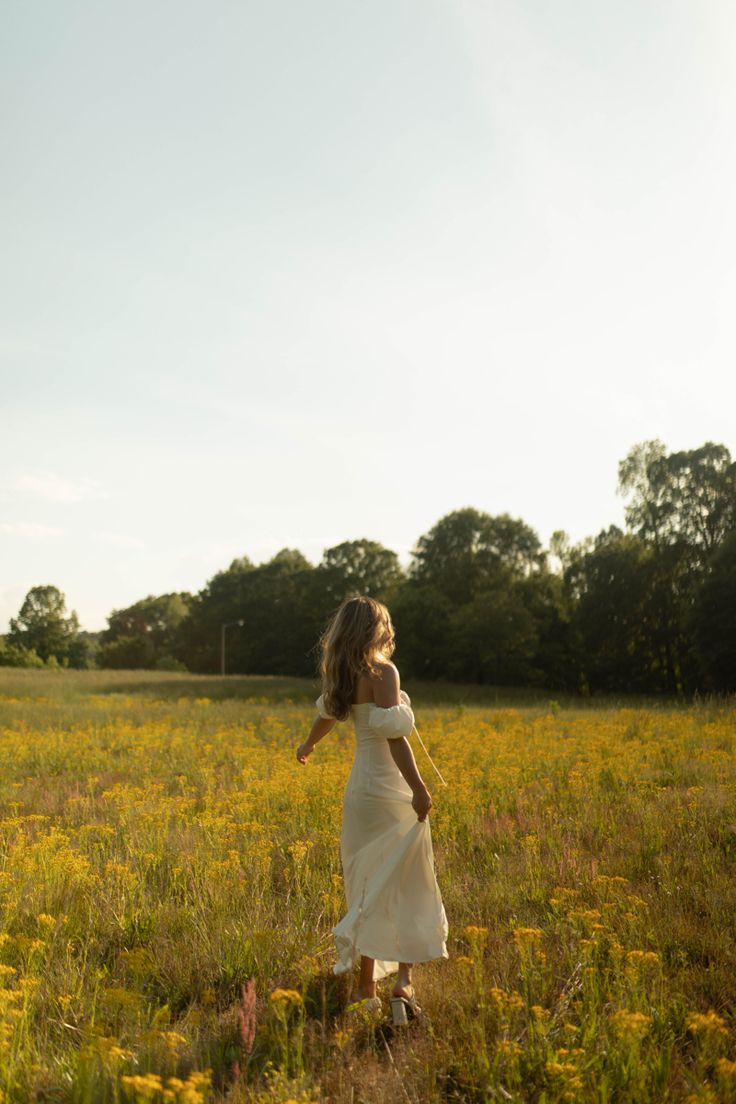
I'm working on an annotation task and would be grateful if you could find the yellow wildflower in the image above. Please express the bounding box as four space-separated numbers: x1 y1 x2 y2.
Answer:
269 988 303 1007
686 1010 729 1038
609 1009 651 1040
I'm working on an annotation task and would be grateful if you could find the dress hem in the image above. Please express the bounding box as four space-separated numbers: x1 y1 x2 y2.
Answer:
332 934 449 978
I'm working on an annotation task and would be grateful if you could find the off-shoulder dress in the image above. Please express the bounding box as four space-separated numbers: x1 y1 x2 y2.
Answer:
315 688 449 981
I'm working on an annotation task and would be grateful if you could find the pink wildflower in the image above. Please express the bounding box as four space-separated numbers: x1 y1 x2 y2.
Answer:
238 976 256 1057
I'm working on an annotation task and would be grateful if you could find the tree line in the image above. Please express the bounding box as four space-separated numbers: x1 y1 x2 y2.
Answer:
2 439 735 694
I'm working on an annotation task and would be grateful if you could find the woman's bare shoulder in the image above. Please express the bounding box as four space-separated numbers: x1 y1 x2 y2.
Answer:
367 659 401 705
367 657 400 680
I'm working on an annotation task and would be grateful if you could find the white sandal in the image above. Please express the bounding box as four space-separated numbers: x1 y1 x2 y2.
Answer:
390 986 422 1025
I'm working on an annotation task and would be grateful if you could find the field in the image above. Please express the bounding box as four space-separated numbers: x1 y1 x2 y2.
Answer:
0 669 734 1103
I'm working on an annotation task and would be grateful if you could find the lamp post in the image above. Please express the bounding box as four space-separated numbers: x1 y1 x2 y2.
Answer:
220 619 244 676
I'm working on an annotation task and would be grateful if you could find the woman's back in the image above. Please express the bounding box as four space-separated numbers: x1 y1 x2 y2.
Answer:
349 661 397 706
346 692 415 800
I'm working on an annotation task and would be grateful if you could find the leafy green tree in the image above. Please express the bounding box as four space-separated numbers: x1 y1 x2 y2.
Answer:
618 439 736 568
445 580 539 685
565 528 648 693
8 585 80 665
178 556 256 672
564 526 693 694
396 508 547 685
616 439 736 692
409 507 545 604
68 631 100 669
687 530 736 692
388 583 454 680
181 550 320 675
99 593 191 669
229 549 316 675
317 539 404 604
516 569 579 690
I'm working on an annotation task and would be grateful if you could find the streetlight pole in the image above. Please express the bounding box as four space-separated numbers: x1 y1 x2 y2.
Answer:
220 620 244 676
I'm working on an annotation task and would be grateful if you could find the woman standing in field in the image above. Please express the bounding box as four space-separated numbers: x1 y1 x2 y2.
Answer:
296 596 448 1023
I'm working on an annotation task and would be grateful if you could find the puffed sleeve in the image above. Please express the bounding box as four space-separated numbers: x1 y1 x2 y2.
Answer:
315 692 337 720
367 693 415 739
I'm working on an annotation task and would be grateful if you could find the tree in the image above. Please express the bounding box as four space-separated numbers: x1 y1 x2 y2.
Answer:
445 581 539 685
233 549 317 675
616 439 736 692
516 570 579 690
180 550 320 675
389 583 454 680
395 508 550 685
563 526 694 694
8 585 80 664
687 530 736 692
618 439 736 568
98 593 191 670
317 539 404 604
409 507 545 605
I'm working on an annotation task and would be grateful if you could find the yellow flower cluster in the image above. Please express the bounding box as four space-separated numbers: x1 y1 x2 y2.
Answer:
511 926 544 949
609 1009 652 1040
489 987 525 1015
686 1010 730 1038
269 989 304 1007
120 1069 211 1102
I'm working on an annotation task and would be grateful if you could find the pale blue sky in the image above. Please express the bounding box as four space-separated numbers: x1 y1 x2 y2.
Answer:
2 0 735 631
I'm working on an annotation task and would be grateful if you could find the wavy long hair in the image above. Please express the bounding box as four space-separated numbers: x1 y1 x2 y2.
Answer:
317 596 396 720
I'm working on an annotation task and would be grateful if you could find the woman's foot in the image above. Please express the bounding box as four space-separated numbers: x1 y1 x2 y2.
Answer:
391 981 415 1000
391 982 422 1017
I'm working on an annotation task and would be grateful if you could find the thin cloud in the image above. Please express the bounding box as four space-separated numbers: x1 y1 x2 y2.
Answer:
0 521 62 538
94 532 145 550
15 473 108 504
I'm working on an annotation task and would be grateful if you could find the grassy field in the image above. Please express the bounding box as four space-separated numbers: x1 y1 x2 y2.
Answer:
0 669 734 1103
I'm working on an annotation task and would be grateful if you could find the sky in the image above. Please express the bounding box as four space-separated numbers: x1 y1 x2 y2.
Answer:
2 0 735 632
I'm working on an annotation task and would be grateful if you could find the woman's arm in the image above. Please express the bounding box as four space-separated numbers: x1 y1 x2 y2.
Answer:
388 738 432 821
373 661 432 821
296 716 337 764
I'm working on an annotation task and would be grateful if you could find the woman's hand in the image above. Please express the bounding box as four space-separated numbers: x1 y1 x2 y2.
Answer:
296 740 313 765
412 785 432 822
297 717 335 765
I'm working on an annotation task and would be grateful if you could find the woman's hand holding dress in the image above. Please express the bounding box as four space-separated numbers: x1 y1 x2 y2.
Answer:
412 787 432 821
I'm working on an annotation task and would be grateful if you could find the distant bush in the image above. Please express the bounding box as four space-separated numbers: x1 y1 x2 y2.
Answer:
0 640 46 668
154 654 188 673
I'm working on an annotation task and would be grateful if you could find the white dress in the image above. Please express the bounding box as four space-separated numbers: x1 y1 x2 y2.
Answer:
315 689 449 981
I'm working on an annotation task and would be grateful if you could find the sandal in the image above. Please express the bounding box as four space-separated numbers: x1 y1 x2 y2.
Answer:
390 985 422 1025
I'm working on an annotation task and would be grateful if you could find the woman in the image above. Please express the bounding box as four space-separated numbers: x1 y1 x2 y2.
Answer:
296 596 448 1023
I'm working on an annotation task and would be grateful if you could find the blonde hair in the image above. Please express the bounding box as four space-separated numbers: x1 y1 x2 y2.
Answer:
318 596 396 720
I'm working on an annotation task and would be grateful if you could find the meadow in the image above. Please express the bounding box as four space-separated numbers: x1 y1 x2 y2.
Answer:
0 669 734 1103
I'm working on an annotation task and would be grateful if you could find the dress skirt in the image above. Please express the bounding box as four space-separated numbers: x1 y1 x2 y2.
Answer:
316 690 448 982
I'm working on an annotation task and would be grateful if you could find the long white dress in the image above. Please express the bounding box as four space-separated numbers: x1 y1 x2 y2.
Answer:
315 689 449 981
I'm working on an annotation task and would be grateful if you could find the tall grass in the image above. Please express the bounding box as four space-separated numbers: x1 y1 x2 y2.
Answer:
0 670 734 1102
